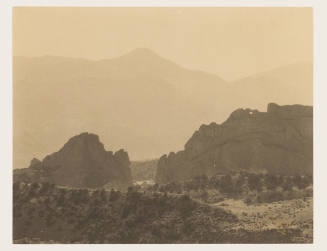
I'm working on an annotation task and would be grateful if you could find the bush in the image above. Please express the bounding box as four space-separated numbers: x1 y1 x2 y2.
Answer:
248 174 263 192
109 189 121 202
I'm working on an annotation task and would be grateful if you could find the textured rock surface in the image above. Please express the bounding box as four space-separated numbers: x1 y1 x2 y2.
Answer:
14 133 132 188
156 103 313 184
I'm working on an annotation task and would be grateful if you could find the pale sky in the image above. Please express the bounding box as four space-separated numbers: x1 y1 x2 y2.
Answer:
13 7 312 81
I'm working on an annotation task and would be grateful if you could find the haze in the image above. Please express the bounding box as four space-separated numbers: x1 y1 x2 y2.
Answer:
13 7 312 81
13 7 313 169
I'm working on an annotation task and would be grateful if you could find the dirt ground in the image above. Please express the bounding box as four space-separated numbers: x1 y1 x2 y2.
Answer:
214 197 313 243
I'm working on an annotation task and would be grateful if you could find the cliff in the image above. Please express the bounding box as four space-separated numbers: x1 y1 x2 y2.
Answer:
156 103 313 184
13 132 132 189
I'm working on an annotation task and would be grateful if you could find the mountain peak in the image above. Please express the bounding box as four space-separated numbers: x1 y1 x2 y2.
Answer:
64 132 101 147
68 132 99 142
119 48 169 63
127 47 159 56
106 47 184 75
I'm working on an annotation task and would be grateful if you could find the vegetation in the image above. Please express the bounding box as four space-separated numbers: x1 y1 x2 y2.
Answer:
13 181 303 244
149 172 313 204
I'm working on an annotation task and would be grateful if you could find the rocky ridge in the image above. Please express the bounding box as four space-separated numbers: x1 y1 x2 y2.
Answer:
14 132 132 189
156 103 313 184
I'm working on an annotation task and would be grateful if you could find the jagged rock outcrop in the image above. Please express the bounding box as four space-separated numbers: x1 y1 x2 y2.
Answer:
14 132 132 189
156 103 313 184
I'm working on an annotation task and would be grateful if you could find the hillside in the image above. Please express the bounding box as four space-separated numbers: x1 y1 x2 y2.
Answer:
13 49 312 169
13 133 132 189
13 182 302 244
156 103 313 184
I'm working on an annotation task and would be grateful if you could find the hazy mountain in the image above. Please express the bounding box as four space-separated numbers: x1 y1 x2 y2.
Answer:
156 103 313 184
231 62 313 109
130 159 158 182
13 48 312 169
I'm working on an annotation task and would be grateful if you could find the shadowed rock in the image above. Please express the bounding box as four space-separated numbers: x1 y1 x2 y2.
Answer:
14 132 132 189
156 103 313 184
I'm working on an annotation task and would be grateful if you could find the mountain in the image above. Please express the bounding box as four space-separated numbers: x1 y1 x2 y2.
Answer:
156 103 313 184
231 62 313 109
13 49 312 169
13 133 132 189
130 159 158 183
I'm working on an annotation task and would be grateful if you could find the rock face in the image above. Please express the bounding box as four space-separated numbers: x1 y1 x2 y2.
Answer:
156 103 313 184
14 133 132 189
131 159 158 183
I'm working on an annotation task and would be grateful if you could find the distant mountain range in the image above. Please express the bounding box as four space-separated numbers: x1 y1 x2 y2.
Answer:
13 48 312 169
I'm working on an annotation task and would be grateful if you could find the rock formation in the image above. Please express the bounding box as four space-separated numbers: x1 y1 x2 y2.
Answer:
156 103 313 184
14 132 132 189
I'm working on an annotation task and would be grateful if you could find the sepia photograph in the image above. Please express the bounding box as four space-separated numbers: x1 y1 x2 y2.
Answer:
8 4 318 245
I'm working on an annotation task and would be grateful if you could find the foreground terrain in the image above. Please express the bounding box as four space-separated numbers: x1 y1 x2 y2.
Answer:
13 182 312 243
215 198 313 243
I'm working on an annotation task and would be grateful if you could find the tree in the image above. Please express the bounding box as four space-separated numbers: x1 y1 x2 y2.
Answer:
219 174 234 194
234 175 245 194
248 174 263 192
282 176 293 191
265 174 279 190
109 189 120 202
194 175 209 190
200 189 209 202
39 182 52 195
293 175 311 189
27 182 40 198
100 189 107 202
209 175 220 189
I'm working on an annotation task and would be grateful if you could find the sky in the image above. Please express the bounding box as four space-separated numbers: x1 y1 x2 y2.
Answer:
13 7 313 81
12 7 313 166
